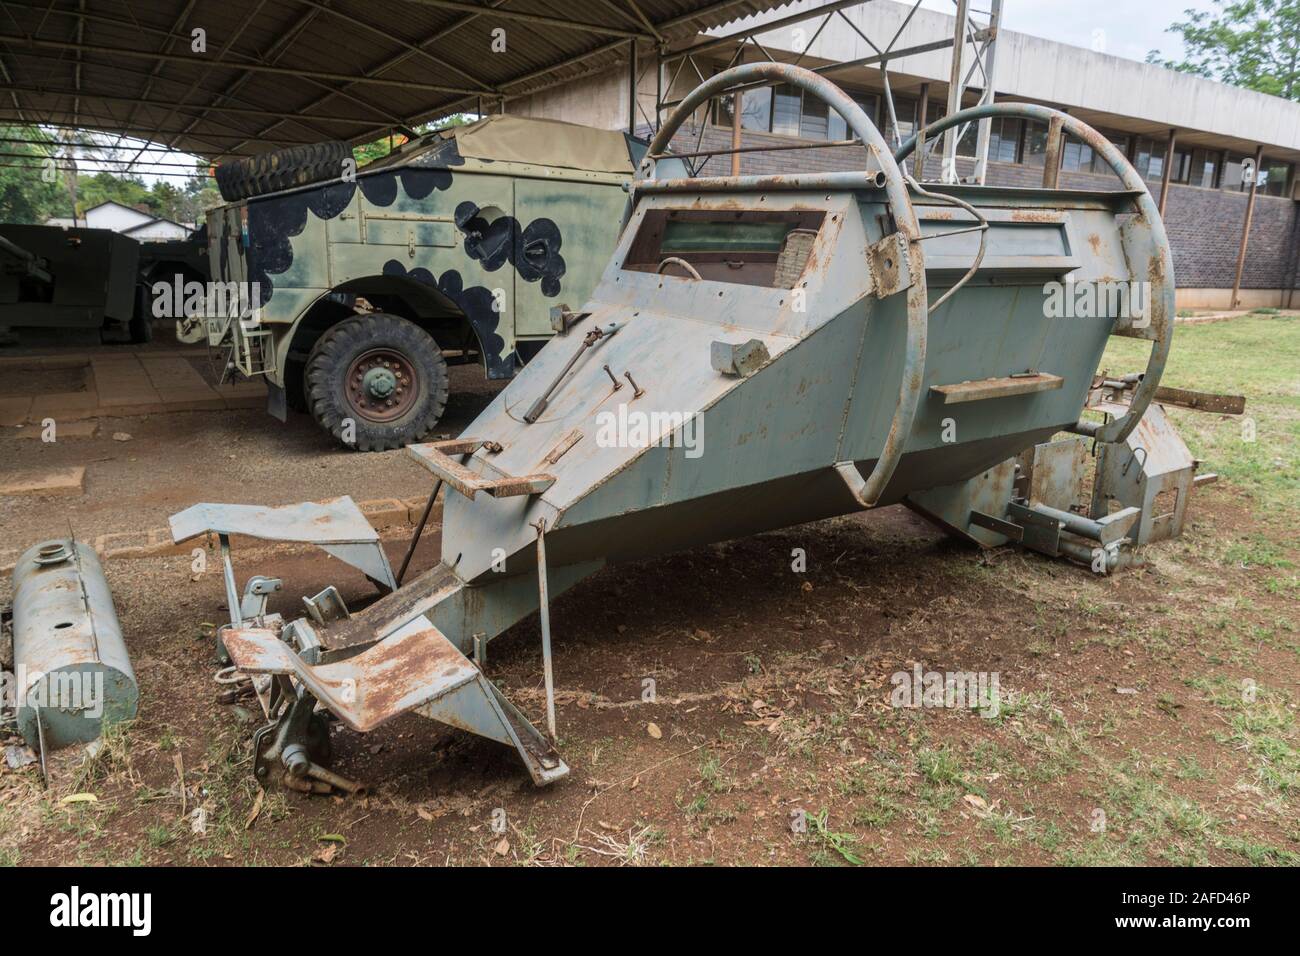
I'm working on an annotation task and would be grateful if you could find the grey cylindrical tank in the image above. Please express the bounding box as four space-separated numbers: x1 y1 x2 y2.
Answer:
11 539 138 750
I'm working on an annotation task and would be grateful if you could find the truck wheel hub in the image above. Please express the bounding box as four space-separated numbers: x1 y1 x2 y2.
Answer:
363 367 397 399
345 349 417 423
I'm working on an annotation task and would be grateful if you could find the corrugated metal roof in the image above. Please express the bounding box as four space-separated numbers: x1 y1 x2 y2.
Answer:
0 0 791 160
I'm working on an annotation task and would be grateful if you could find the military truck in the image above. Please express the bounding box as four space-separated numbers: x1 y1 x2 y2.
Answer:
205 116 676 451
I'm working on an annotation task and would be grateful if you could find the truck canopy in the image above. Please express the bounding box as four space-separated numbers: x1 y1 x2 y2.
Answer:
374 115 637 176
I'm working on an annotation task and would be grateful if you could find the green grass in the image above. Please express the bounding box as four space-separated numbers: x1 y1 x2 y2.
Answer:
1101 315 1300 523
805 808 866 866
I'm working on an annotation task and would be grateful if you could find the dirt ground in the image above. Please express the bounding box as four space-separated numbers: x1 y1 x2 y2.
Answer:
0 320 1296 867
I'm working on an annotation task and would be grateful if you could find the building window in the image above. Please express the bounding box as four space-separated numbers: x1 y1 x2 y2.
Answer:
1222 154 1252 191
1061 134 1095 172
950 116 1021 163
771 84 801 136
1261 159 1292 197
1188 149 1221 189
829 94 879 141
712 83 774 132
1133 137 1166 182
983 117 1021 163
1221 155 1291 194
716 78 879 143
1167 148 1193 184
800 94 830 140
1023 120 1050 167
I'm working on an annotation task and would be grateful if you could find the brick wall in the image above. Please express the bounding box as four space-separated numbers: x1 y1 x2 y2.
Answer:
654 124 1300 293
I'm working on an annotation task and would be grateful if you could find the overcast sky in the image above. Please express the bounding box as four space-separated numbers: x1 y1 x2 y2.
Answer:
919 0 1217 63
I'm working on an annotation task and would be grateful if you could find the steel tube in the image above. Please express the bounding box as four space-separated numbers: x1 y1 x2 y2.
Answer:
632 169 885 193
11 540 138 751
535 521 557 741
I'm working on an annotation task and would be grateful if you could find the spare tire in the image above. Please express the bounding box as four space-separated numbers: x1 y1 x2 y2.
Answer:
215 141 351 202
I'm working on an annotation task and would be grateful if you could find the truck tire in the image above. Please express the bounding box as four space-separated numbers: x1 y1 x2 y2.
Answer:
305 314 449 452
214 141 351 202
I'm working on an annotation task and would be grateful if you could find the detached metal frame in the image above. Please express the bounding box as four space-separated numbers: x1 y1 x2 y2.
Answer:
643 0 1003 185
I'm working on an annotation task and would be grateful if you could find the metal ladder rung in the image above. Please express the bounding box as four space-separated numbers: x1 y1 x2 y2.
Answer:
930 372 1063 404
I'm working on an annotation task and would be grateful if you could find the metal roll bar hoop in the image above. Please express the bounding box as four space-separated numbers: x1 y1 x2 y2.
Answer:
641 62 928 507
893 104 1175 445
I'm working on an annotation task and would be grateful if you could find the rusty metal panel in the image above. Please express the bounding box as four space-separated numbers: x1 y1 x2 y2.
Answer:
1153 386 1246 415
407 440 556 499
224 622 479 733
1028 438 1089 512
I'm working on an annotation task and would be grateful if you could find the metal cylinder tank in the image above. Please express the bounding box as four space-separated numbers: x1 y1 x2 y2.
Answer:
11 539 138 750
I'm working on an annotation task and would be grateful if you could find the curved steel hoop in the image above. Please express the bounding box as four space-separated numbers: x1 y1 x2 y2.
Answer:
643 62 929 507
895 103 1175 444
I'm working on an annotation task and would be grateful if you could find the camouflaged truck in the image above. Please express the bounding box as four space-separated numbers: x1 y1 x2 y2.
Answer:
203 116 672 450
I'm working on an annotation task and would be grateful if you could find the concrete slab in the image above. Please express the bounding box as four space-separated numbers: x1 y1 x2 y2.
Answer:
0 396 32 426
28 390 100 418
0 465 86 497
12 420 99 440
0 351 266 423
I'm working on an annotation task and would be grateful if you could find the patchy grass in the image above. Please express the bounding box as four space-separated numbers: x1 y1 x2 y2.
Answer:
2 317 1296 867
1102 315 1300 523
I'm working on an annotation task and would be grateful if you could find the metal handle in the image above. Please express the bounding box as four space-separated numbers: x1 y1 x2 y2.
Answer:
643 62 929 507
657 256 702 280
893 103 1174 445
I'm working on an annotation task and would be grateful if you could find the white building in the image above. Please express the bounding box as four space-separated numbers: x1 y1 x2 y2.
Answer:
47 200 193 240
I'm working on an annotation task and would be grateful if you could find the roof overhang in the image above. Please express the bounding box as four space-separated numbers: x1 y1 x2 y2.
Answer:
0 0 791 161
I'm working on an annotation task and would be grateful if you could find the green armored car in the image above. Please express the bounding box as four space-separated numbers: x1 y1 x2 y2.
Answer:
204 116 665 450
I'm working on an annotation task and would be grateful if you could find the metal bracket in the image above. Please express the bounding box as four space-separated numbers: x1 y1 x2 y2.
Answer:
710 338 770 377
867 232 913 298
407 439 555 500
549 303 588 334
1006 501 1063 556
303 586 350 626
240 575 282 621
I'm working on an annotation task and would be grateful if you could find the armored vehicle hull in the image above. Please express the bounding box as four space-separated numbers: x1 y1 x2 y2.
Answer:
191 64 1183 793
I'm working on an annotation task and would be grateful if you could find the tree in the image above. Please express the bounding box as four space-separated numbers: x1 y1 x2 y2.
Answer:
0 125 72 223
77 171 156 218
173 162 222 224
352 115 475 167
1147 0 1300 101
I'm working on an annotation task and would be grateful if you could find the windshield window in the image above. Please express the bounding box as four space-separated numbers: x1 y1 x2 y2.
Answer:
623 209 824 288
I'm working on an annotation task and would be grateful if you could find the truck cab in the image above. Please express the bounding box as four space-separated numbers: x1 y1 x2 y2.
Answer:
202 116 655 450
